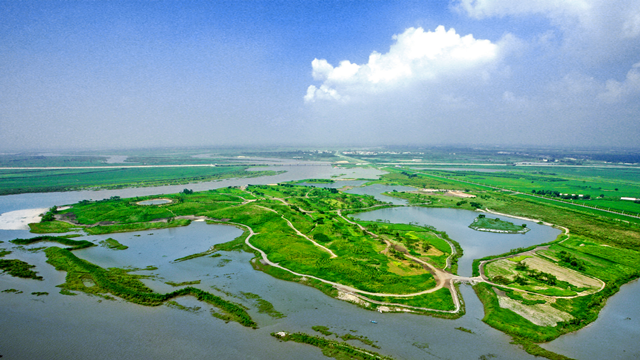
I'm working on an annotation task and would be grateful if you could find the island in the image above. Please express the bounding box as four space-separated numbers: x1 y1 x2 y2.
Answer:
469 214 530 234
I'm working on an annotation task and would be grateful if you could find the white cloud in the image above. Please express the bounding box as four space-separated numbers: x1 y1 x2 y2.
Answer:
305 26 501 102
454 0 640 62
454 0 592 20
599 62 640 103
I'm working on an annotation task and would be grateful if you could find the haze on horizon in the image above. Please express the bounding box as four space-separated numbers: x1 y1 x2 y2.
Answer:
1 1 639 151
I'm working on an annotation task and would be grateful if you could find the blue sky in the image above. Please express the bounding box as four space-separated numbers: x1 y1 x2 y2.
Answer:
1 0 639 150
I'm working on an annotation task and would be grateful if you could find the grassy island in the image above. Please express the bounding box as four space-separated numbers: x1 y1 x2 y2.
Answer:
469 215 530 234
272 331 393 360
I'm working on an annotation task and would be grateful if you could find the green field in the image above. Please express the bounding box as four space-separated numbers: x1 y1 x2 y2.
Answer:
408 166 640 216
0 166 279 195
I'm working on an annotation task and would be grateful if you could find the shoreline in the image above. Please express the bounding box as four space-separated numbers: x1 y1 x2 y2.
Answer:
0 208 48 230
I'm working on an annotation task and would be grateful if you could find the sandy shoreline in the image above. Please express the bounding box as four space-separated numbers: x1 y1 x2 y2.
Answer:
0 208 48 230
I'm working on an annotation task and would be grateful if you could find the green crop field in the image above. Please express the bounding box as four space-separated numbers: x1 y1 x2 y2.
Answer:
0 166 278 195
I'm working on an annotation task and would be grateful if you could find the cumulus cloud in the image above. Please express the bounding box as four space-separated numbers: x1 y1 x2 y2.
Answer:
305 26 501 102
599 62 640 103
454 0 640 62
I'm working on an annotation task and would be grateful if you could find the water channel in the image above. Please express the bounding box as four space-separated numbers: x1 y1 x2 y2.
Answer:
0 165 638 359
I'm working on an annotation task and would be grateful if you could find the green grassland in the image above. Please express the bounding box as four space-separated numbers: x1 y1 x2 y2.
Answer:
28 220 83 234
0 166 279 195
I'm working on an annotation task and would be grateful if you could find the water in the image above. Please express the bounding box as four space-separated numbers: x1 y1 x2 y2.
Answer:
345 184 416 205
1 166 639 359
137 199 173 205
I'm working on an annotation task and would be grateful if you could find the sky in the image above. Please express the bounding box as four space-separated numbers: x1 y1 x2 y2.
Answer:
1 0 639 151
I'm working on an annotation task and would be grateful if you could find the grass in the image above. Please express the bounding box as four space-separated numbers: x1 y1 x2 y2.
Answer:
455 326 475 334
166 300 202 313
99 238 128 250
11 235 95 250
241 292 285 318
2 289 23 294
0 259 43 280
312 325 334 336
469 216 529 233
85 219 192 235
272 331 394 360
166 280 201 287
29 220 83 234
365 287 455 311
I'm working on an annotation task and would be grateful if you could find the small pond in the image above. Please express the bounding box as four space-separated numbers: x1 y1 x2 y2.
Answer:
137 199 172 205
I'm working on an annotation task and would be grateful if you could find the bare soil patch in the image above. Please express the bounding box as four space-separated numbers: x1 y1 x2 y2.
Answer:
498 296 572 327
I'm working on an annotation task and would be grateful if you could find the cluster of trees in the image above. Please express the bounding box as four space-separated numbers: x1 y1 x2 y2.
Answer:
558 251 586 271
181 189 194 195
531 190 591 200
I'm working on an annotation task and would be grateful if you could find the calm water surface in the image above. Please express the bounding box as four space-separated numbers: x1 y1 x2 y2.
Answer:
0 166 638 359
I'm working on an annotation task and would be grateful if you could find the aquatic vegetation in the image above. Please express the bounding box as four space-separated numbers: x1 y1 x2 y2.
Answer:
240 292 285 318
99 238 128 250
11 235 95 250
166 280 201 287
272 331 394 360
44 247 257 328
0 259 42 280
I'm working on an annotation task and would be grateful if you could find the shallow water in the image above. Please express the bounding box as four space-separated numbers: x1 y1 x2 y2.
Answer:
0 167 638 359
137 199 172 205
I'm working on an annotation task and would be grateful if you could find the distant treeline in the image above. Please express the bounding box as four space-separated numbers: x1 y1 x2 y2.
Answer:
531 190 591 200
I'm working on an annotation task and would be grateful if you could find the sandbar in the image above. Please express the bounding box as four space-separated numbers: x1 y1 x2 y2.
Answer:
0 208 49 230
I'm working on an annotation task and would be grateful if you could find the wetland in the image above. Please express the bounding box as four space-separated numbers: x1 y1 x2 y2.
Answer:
1 164 640 359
